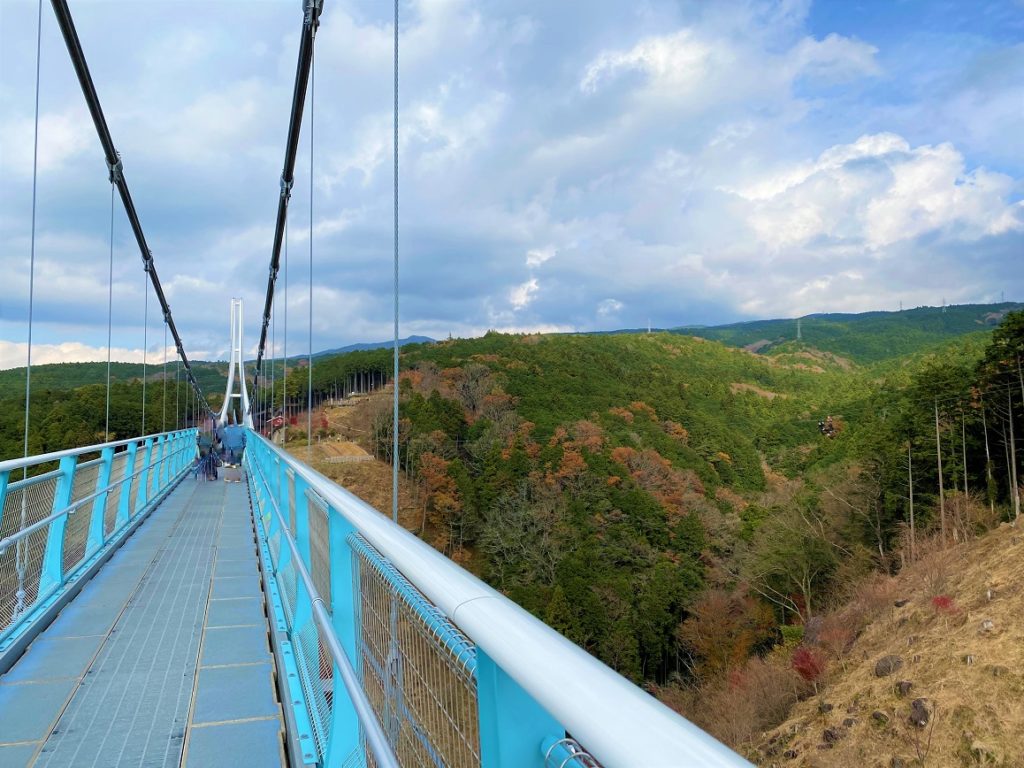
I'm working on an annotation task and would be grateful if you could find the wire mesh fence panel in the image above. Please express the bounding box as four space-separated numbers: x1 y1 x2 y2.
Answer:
306 489 331 611
278 555 298 628
63 460 102 573
0 476 59 630
293 616 334 761
351 535 481 768
104 452 129 536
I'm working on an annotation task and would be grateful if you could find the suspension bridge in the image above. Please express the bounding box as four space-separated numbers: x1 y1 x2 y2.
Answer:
1 1 752 766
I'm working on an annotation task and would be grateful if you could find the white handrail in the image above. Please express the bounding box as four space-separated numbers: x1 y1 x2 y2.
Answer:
252 432 752 768
0 429 191 475
247 455 400 768
0 443 192 554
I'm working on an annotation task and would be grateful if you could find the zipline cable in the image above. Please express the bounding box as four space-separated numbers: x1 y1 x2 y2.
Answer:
391 0 400 524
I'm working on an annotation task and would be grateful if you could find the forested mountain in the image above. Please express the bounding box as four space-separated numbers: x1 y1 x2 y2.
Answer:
0 360 229 399
3 306 1022 762
677 302 1022 363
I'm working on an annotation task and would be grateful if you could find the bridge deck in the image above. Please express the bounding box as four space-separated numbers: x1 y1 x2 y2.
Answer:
0 477 286 768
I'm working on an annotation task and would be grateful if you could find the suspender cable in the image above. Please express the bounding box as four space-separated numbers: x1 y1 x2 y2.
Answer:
283 217 289 442
307 37 315 451
105 183 114 441
49 0 211 416
271 292 276 435
162 322 168 432
23 0 43 467
176 358 181 429
391 0 400 524
142 273 148 434
17 0 44 622
252 0 323 398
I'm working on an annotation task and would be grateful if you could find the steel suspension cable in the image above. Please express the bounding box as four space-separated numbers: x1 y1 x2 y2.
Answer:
251 0 322 397
105 182 114 441
176 358 180 429
307 37 315 451
391 0 400 524
50 0 211 416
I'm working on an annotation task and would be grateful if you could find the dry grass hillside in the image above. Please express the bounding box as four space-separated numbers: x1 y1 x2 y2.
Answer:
280 389 423 534
758 522 1024 767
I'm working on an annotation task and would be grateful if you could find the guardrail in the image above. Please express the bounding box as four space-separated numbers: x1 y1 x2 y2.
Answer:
0 429 198 657
244 431 752 768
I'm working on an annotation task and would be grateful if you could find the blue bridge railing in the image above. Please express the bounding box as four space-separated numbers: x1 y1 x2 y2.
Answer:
244 431 752 768
0 429 198 667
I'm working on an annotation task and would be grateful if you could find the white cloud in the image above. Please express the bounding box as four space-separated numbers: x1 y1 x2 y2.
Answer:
788 33 880 83
731 133 1022 249
597 298 624 316
0 0 1020 361
0 107 94 176
509 277 539 310
0 340 185 370
580 29 712 95
526 246 555 267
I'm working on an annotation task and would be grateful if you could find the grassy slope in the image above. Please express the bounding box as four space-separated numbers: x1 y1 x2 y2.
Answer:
760 525 1024 767
677 303 1021 364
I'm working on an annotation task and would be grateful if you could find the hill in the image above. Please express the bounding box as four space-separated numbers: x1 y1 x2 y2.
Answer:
675 303 1022 364
3 308 1021 750
0 360 229 399
314 335 434 357
755 523 1024 767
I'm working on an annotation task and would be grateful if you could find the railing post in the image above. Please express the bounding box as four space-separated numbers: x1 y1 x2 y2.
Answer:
151 434 166 496
136 437 154 514
476 649 561 768
169 431 181 476
117 441 138 529
324 509 360 766
0 470 9 520
87 446 115 555
40 455 78 593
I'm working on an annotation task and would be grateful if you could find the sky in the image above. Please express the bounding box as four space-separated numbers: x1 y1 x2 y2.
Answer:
0 0 1022 368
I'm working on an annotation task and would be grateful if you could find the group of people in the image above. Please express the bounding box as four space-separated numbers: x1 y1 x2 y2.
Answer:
818 415 837 438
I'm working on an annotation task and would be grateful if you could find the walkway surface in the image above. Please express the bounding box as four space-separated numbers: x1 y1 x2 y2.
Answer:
0 477 286 768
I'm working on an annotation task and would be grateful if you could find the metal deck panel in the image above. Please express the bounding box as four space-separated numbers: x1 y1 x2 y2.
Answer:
0 479 284 768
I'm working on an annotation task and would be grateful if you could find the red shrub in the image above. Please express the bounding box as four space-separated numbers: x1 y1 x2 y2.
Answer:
931 594 957 613
791 646 826 683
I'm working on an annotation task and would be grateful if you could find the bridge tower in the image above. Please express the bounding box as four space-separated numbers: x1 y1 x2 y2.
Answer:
217 298 253 428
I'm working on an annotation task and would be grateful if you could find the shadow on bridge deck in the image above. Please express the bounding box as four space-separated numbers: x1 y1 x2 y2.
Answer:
0 476 285 768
